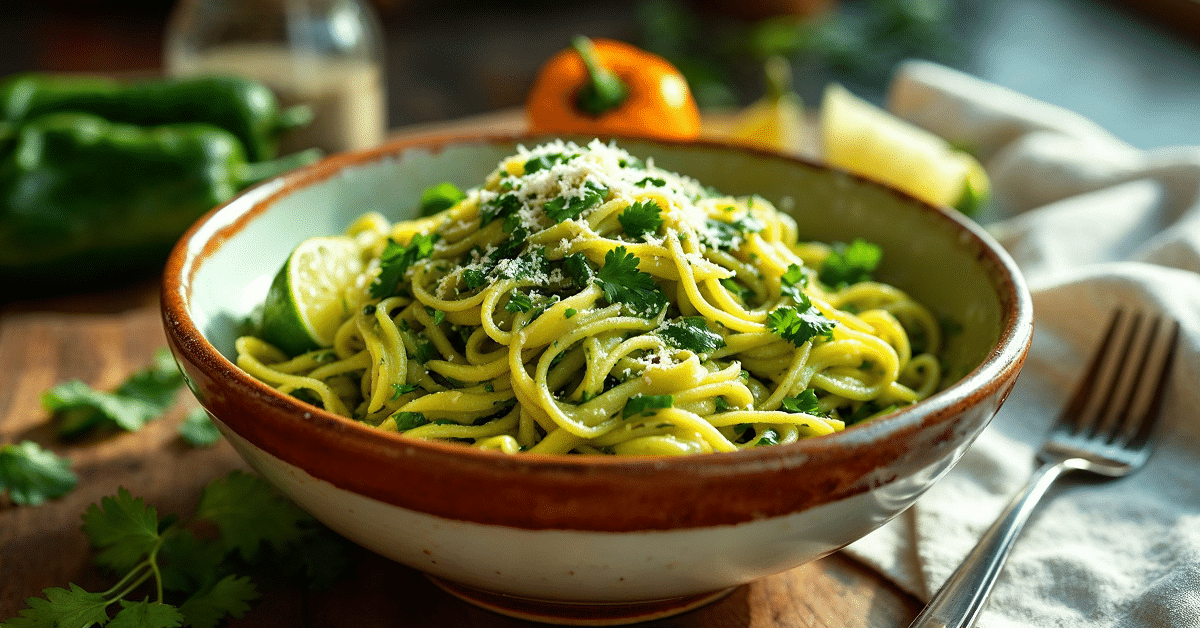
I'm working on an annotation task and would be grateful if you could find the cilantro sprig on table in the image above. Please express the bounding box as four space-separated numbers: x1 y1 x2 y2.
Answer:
0 440 77 506
42 348 185 439
1 471 350 628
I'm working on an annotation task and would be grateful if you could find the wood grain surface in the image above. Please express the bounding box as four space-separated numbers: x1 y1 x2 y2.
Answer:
0 114 918 627
0 283 922 628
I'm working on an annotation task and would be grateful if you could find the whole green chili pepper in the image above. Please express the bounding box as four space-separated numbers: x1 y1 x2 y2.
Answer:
0 112 318 293
0 73 311 161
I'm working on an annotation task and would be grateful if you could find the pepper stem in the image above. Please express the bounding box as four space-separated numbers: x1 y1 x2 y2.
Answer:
572 35 628 117
236 148 323 189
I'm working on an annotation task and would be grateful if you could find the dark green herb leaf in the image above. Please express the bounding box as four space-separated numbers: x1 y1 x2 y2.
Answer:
617 200 663 240
196 471 306 563
754 428 780 446
390 383 419 400
480 193 523 226
393 412 429 430
544 188 604 222
371 233 439 298
178 409 221 448
780 263 808 300
419 182 467 216
562 253 594 286
595 246 667 317
81 487 162 573
0 583 111 628
44 348 185 438
767 298 836 347
107 598 184 628
634 176 666 187
819 239 882 287
622 394 674 418
523 152 574 174
657 317 725 356
505 291 533 313
177 575 258 628
781 389 821 414
0 440 76 507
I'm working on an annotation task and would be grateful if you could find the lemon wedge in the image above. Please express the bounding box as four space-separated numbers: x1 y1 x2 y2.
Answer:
706 56 806 156
260 236 366 356
820 82 988 215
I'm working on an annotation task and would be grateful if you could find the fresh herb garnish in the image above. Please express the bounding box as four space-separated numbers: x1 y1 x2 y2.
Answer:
3 471 349 628
523 152 574 174
780 263 808 300
43 348 185 438
178 408 221 448
622 394 674 418
780 389 821 415
754 428 780 446
657 317 725 356
505 291 534 313
543 185 605 222
766 296 836 347
634 176 666 187
370 233 439 298
0 440 77 506
480 193 522 226
702 214 765 250
392 411 429 430
819 239 882 287
595 246 666 317
390 383 419 401
617 199 663 240
419 182 466 216
562 252 595 286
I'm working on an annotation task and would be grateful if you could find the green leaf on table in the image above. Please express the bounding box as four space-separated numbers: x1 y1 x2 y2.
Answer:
196 471 307 563
81 487 163 574
107 599 183 628
43 348 185 438
177 409 221 448
0 440 77 506
177 575 258 628
0 583 111 628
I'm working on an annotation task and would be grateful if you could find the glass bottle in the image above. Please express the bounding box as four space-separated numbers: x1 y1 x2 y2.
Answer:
164 0 386 155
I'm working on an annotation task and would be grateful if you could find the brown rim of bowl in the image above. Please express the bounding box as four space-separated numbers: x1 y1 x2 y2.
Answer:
162 132 1033 510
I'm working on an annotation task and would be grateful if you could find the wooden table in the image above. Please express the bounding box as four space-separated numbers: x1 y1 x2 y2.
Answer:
0 113 920 627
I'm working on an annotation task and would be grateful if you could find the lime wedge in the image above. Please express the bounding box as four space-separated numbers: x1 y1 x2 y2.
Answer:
260 236 365 356
820 83 989 215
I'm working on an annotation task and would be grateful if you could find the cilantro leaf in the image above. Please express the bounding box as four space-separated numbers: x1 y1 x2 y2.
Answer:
178 409 221 448
617 200 663 240
780 263 808 300
196 471 306 563
2 583 111 628
390 383 419 401
392 411 429 430
703 214 764 251
562 252 594 286
370 233 439 298
781 389 821 414
108 599 184 628
479 193 522 226
505 290 533 313
634 176 666 187
0 441 77 506
177 575 258 628
755 428 780 446
419 182 466 216
81 487 162 573
44 348 185 438
595 246 666 317
767 299 836 347
523 152 574 174
623 394 674 418
158 530 224 594
544 187 604 222
818 239 882 287
657 317 725 356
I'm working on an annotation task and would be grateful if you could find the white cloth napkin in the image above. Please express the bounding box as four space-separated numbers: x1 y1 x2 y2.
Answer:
841 60 1200 628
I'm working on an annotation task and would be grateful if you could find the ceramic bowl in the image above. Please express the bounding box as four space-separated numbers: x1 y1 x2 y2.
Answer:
162 135 1033 625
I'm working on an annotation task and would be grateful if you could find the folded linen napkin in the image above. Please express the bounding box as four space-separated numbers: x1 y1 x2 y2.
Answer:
841 60 1200 628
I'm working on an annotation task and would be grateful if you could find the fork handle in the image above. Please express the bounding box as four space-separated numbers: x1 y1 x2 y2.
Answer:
908 460 1072 628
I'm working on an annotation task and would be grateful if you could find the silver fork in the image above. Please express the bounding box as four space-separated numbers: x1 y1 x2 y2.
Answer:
909 309 1181 628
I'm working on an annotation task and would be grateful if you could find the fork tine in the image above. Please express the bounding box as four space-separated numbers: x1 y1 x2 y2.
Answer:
1058 309 1128 435
1114 315 1179 451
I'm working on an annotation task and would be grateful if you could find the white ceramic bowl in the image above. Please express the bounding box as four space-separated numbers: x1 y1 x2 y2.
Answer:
162 134 1032 625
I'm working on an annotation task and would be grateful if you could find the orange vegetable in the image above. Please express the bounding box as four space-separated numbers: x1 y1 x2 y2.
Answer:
526 36 701 141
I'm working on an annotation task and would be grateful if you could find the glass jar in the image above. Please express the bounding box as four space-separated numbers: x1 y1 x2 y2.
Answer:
164 0 387 155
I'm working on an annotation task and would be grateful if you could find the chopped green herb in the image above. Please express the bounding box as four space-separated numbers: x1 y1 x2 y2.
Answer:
780 263 808 300
754 428 780 446
505 291 534 313
392 412 430 430
370 233 439 298
0 440 77 506
657 317 725 356
564 308 577 318
523 152 574 174
819 239 882 287
390 383 419 400
178 408 221 448
780 389 821 415
622 394 674 418
413 340 437 363
426 307 446 326
480 193 522 226
595 246 667 317
617 199 663 240
562 252 595 286
767 297 836 347
714 396 731 412
634 176 666 187
702 214 765 251
419 182 467 216
544 187 604 222
720 278 749 300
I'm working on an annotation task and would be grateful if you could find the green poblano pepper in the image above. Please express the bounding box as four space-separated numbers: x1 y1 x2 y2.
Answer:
0 73 311 162
0 112 317 292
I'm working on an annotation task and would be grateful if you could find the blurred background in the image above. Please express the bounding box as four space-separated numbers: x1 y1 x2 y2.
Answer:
2 0 1198 150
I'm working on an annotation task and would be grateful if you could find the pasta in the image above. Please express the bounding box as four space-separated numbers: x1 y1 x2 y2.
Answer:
237 140 942 455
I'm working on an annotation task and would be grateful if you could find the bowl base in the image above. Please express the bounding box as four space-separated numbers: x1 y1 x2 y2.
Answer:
426 576 737 626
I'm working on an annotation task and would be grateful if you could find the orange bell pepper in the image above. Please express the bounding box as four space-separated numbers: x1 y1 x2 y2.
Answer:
526 36 701 141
